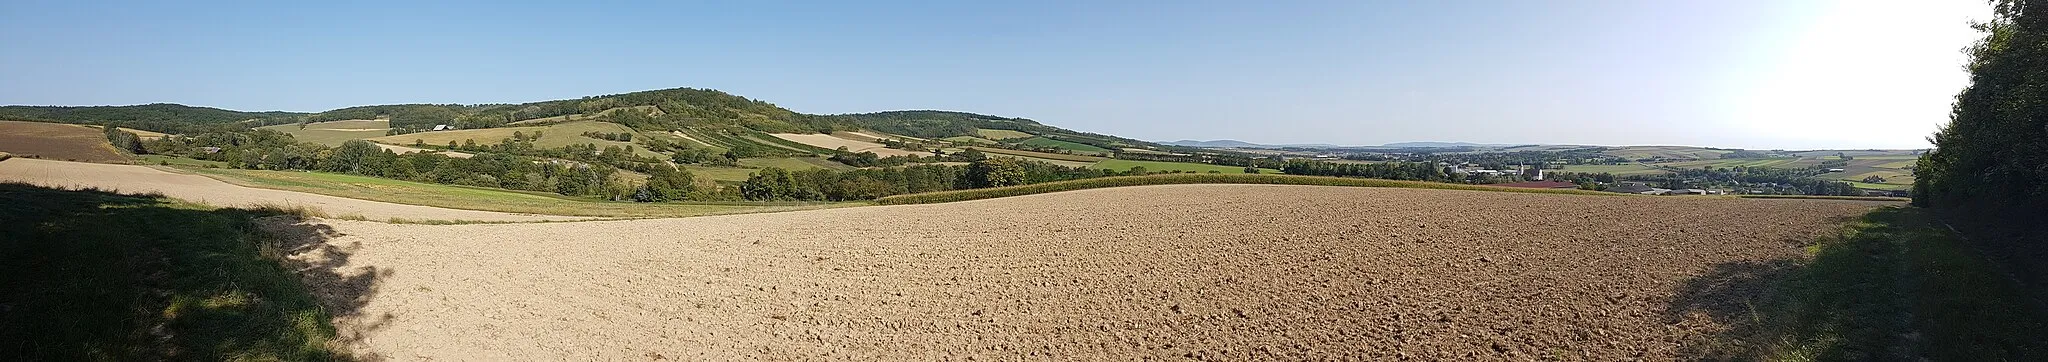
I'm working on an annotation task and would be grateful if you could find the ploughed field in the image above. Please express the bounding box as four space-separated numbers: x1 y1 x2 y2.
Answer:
0 120 130 163
289 184 1891 360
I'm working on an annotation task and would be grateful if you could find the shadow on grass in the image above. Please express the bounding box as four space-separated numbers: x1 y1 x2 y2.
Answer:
1665 207 2048 361
0 182 385 361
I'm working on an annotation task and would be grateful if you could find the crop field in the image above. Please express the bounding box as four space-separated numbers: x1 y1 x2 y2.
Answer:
1643 154 1918 190
293 184 1893 360
1555 163 1669 176
1785 150 1920 158
1016 136 1112 154
840 130 928 142
1600 146 1733 160
974 128 1035 140
1844 181 1911 190
1655 158 1803 169
769 133 927 157
0 158 576 222
0 120 129 163
255 119 390 146
1089 159 1273 174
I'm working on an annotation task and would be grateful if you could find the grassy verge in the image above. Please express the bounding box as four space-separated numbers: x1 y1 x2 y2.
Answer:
1678 207 2048 360
874 173 1618 205
178 167 856 218
0 182 349 360
1737 194 1911 202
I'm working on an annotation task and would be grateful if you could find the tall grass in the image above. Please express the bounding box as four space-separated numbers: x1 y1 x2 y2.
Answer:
873 173 1618 205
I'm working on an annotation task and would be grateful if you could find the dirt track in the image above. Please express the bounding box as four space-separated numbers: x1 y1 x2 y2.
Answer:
0 158 581 222
283 184 1891 360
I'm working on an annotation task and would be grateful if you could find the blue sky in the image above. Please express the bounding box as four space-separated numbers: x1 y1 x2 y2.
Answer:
0 0 1988 149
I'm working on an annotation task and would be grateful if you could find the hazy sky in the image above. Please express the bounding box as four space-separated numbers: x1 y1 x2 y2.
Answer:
0 0 1990 149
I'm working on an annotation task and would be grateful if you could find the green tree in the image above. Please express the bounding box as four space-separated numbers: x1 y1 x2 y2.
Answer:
1915 0 2048 230
740 167 797 200
965 157 1026 188
322 140 384 175
102 126 143 154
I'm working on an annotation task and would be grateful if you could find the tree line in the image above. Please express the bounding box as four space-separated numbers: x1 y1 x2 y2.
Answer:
1913 0 2048 279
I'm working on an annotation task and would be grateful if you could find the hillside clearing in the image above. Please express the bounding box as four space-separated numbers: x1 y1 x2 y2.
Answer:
255 119 391 146
769 133 927 157
974 128 1034 140
364 121 666 159
291 185 1895 360
0 120 130 163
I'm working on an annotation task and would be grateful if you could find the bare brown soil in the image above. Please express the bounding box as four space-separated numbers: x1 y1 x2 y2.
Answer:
0 158 582 222
0 120 129 163
284 184 1891 360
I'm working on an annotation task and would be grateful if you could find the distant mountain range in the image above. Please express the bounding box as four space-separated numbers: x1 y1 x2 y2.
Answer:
1162 140 1513 149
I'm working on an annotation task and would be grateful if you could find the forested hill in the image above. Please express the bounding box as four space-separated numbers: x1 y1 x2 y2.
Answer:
289 88 853 134
833 110 1042 138
0 104 308 134
0 88 1148 147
